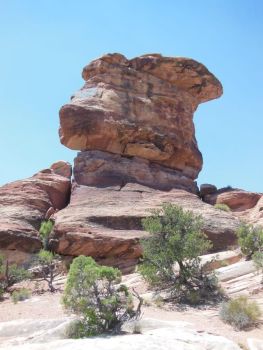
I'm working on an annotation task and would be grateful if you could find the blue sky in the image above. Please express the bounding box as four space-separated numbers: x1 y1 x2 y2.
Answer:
0 0 262 192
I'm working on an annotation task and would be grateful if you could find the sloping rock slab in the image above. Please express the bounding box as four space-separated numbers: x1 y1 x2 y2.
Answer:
0 318 241 350
52 183 240 271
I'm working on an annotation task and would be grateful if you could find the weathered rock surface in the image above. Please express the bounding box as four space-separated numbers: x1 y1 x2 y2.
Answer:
59 53 222 185
74 150 198 192
52 183 240 272
0 168 71 257
50 161 72 179
0 317 242 350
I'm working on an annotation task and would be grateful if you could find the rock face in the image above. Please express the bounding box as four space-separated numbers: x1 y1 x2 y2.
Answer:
74 150 198 192
53 53 243 271
52 183 240 272
0 167 71 260
59 53 222 191
204 187 261 212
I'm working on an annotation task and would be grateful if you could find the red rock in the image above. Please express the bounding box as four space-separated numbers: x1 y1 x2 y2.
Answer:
204 188 261 211
52 183 240 272
74 150 198 193
59 53 222 183
50 160 72 179
0 170 71 255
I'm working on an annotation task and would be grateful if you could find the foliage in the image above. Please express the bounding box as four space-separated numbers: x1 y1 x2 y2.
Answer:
237 223 263 257
0 255 31 293
34 249 60 292
11 288 31 304
139 203 219 304
237 223 263 283
214 203 231 212
62 256 142 337
39 220 54 250
220 295 261 330
252 251 263 284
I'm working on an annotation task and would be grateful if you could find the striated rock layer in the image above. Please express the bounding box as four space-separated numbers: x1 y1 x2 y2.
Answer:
74 150 198 192
52 183 240 273
0 166 71 261
59 53 223 191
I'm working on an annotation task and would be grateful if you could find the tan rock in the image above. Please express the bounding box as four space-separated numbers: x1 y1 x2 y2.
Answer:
59 53 222 181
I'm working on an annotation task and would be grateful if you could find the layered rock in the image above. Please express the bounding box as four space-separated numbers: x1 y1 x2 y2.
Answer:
0 166 71 262
59 53 223 191
53 53 242 271
52 183 240 272
74 150 198 192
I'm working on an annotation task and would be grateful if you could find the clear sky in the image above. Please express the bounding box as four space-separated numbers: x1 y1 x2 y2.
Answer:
0 0 262 192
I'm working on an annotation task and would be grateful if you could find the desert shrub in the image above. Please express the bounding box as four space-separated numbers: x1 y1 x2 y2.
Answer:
11 288 31 304
237 223 263 283
62 256 142 337
220 295 261 330
214 203 231 212
237 223 263 257
0 255 30 295
34 249 60 292
139 203 219 304
39 219 54 250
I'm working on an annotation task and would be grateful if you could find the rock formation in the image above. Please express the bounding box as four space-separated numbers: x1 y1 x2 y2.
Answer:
59 53 223 192
52 183 240 272
0 165 71 264
202 186 263 225
1 53 250 271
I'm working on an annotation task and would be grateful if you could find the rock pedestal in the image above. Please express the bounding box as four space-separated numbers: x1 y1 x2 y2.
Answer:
59 53 223 192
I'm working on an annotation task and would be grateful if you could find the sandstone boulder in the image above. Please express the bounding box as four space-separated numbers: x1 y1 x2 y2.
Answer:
50 161 72 179
204 188 261 212
59 53 222 183
52 183 240 272
0 170 71 256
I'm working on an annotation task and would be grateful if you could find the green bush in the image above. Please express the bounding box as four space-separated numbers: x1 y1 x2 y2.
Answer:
11 288 31 304
39 220 54 250
237 223 263 283
237 223 263 257
220 295 261 330
62 256 141 337
0 255 31 295
35 249 60 292
214 203 231 212
139 203 219 304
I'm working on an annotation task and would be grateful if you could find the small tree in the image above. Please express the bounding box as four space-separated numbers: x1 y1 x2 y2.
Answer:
35 250 60 292
0 255 31 294
139 203 218 303
39 220 54 250
237 223 263 283
63 256 142 337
